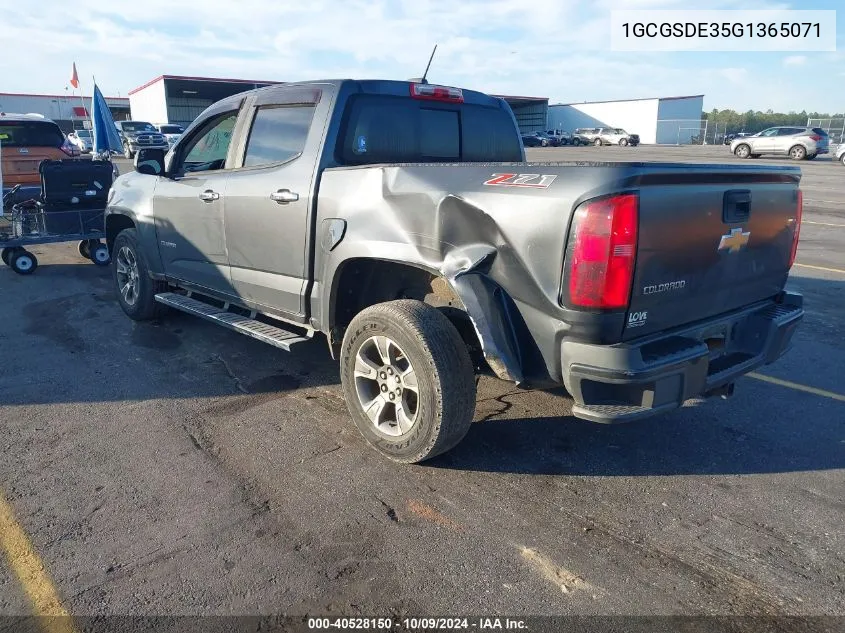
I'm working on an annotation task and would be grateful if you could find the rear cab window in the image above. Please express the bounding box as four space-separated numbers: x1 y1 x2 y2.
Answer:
336 93 522 165
0 120 64 147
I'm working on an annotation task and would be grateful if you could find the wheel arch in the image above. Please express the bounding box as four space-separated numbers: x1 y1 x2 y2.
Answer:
324 255 525 384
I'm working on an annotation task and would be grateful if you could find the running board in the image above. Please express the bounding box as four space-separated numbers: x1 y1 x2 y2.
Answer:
154 292 310 351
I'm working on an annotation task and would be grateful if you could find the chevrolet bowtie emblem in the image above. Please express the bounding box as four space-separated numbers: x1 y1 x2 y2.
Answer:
718 227 750 253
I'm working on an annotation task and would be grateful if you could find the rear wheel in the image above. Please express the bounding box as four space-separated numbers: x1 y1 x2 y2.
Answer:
112 228 167 320
340 300 476 464
123 143 134 160
734 143 751 158
840 153 845 165
789 145 807 160
1 248 15 266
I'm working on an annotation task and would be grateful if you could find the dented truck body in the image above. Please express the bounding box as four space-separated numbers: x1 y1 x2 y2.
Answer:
105 78 803 461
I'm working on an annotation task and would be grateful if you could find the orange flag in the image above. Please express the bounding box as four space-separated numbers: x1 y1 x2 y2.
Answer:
70 62 79 89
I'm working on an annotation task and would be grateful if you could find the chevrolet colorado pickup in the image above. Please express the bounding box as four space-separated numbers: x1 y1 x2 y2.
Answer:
104 79 804 463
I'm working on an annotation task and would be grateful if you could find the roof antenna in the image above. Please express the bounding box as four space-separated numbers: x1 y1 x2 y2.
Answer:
419 44 438 84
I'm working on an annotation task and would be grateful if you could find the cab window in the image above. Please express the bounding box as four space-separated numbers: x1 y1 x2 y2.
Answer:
179 112 238 173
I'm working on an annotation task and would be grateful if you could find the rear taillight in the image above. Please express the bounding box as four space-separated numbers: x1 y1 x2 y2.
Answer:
564 193 639 309
789 189 802 268
409 83 464 103
809 134 822 142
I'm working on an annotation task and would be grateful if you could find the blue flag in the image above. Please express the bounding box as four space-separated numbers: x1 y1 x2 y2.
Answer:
91 83 124 155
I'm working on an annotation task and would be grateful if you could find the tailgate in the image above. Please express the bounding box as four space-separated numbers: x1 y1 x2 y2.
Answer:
624 168 801 340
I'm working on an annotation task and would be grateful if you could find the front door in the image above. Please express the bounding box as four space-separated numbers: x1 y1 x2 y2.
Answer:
223 86 326 317
154 110 239 296
751 127 780 153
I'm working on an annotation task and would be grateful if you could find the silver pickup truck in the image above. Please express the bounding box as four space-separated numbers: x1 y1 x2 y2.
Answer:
104 79 804 463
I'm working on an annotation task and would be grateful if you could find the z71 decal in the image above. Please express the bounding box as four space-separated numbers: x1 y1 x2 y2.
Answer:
483 173 557 189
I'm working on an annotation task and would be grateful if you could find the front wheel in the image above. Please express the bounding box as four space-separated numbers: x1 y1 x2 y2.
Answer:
840 154 845 166
619 138 629 146
734 143 751 158
123 143 134 160
112 228 167 320
10 249 37 275
594 138 602 146
340 300 477 464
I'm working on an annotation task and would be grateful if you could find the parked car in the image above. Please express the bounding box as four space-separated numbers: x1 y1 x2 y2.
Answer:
576 127 639 146
836 143 845 165
105 79 804 464
731 126 829 160
157 124 185 148
545 129 571 145
114 120 169 159
67 129 93 153
571 129 592 145
0 112 79 205
521 132 550 147
723 132 750 145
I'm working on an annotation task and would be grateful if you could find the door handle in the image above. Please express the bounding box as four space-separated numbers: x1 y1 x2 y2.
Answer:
270 189 299 204
199 190 220 202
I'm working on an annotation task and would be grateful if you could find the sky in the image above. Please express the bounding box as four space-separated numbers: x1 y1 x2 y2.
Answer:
0 0 842 114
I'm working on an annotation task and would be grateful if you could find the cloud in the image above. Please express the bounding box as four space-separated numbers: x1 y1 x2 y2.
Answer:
783 55 808 67
0 0 840 113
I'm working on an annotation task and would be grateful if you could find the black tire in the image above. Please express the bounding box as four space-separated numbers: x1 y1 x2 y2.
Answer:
750 154 761 158
1 248 15 266
10 250 37 275
123 143 134 160
840 154 845 166
789 145 807 160
734 143 751 158
541 140 548 147
91 243 111 266
806 153 817 160
112 228 167 320
594 138 602 146
77 239 95 259
340 300 476 464
619 138 628 146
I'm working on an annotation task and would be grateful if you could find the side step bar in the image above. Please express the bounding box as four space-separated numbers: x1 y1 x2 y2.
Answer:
154 292 310 351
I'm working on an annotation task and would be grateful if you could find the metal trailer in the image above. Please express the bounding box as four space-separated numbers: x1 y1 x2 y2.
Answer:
1 160 114 275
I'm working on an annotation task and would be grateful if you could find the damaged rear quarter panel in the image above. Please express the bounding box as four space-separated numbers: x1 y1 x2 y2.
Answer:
313 162 632 383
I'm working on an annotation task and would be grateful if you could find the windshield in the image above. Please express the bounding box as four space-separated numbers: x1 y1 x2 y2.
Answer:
613 128 627 134
338 94 523 164
121 122 157 133
0 120 64 147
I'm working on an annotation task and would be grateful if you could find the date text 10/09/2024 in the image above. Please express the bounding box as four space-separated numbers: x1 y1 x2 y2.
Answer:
307 618 529 630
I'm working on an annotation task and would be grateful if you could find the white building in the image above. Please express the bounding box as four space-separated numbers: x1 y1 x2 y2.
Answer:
547 95 705 144
0 91 130 133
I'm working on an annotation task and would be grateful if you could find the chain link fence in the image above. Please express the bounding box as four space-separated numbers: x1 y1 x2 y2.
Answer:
655 119 727 145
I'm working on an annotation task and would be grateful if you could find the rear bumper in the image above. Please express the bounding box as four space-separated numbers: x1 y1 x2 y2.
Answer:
561 291 803 423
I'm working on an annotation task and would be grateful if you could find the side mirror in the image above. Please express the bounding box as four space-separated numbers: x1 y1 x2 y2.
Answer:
135 148 166 176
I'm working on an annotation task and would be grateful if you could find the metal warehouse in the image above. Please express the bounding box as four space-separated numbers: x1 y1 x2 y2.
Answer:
547 95 705 145
128 74 550 132
0 92 129 133
129 75 280 127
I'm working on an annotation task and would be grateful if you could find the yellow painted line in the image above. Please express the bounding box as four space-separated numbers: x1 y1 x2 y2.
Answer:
793 262 845 274
748 373 845 403
0 493 79 633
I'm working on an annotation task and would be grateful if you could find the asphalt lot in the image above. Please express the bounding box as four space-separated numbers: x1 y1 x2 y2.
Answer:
1 146 843 625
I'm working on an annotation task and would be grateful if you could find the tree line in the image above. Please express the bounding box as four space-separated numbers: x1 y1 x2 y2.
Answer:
703 108 845 134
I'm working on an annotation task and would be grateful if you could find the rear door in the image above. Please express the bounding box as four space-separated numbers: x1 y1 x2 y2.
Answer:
623 166 801 339
223 86 327 317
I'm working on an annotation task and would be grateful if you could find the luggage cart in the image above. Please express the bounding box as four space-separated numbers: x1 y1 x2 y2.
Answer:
1 160 114 275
